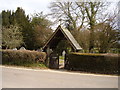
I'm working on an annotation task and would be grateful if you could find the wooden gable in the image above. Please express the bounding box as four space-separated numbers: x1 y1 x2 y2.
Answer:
43 25 82 52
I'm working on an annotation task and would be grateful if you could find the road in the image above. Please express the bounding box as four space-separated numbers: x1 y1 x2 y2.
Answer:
2 66 118 88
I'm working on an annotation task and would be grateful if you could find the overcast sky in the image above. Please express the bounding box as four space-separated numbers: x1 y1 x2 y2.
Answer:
0 0 119 30
0 0 52 15
0 0 119 16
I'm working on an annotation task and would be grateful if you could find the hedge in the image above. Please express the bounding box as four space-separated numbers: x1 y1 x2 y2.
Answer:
66 53 119 75
2 50 46 67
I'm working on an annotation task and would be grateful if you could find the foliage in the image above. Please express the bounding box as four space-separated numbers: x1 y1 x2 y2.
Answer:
2 25 24 49
2 50 46 67
94 23 119 53
0 13 2 48
1 8 53 50
1 4 119 52
79 2 109 51
59 56 64 60
13 7 34 49
71 30 90 52
49 1 119 53
66 53 119 74
31 12 52 28
1 8 34 49
31 12 53 49
32 25 52 49
2 10 11 26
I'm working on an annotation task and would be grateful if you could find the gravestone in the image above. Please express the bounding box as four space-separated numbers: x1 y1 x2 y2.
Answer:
62 50 66 57
13 48 17 50
20 47 26 50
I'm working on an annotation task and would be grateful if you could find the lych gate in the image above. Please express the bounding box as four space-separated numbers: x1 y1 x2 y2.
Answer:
43 25 82 69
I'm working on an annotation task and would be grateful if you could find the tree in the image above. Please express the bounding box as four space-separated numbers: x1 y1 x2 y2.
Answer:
2 10 11 27
93 5 120 53
94 23 119 53
72 2 110 52
31 13 53 49
76 30 90 52
13 7 35 49
1 7 53 50
2 25 24 49
118 1 120 30
32 25 52 49
49 1 110 52
0 13 2 49
1 7 35 49
49 1 85 31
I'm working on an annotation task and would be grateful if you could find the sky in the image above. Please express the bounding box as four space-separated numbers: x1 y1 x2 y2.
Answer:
0 0 52 16
0 0 119 16
0 0 119 29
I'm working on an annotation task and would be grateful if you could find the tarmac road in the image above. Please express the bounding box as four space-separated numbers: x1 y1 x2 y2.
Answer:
1 66 118 88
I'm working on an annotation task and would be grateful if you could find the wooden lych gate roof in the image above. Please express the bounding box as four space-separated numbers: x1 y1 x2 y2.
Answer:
43 25 82 52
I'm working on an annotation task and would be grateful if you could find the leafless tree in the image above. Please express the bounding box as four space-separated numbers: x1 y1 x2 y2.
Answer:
76 1 110 52
49 1 85 31
49 1 119 53
49 1 110 52
94 5 120 53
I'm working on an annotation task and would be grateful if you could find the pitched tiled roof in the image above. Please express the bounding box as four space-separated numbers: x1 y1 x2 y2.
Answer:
43 25 82 51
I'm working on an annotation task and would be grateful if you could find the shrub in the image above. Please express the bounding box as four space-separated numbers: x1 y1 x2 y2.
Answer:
66 53 119 74
2 50 46 67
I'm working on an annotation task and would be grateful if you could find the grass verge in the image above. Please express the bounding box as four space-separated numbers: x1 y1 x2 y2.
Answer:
2 62 48 69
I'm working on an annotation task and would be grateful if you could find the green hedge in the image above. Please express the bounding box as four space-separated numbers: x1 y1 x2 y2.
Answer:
66 53 119 74
2 50 46 67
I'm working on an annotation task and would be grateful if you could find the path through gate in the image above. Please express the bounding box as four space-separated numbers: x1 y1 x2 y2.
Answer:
43 25 82 69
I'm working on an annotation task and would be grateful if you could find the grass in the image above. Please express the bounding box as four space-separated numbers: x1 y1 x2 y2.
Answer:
3 62 48 69
59 56 64 64
29 63 47 69
59 60 64 63
59 56 64 60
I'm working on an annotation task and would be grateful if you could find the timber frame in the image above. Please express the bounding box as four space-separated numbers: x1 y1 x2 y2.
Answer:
43 25 82 52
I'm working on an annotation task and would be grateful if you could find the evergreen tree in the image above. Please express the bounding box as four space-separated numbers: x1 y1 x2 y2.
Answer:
1 7 35 49
1 7 53 50
2 10 11 27
14 7 34 49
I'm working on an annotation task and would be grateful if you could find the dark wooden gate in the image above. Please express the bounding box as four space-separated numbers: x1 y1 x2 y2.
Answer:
49 53 59 69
